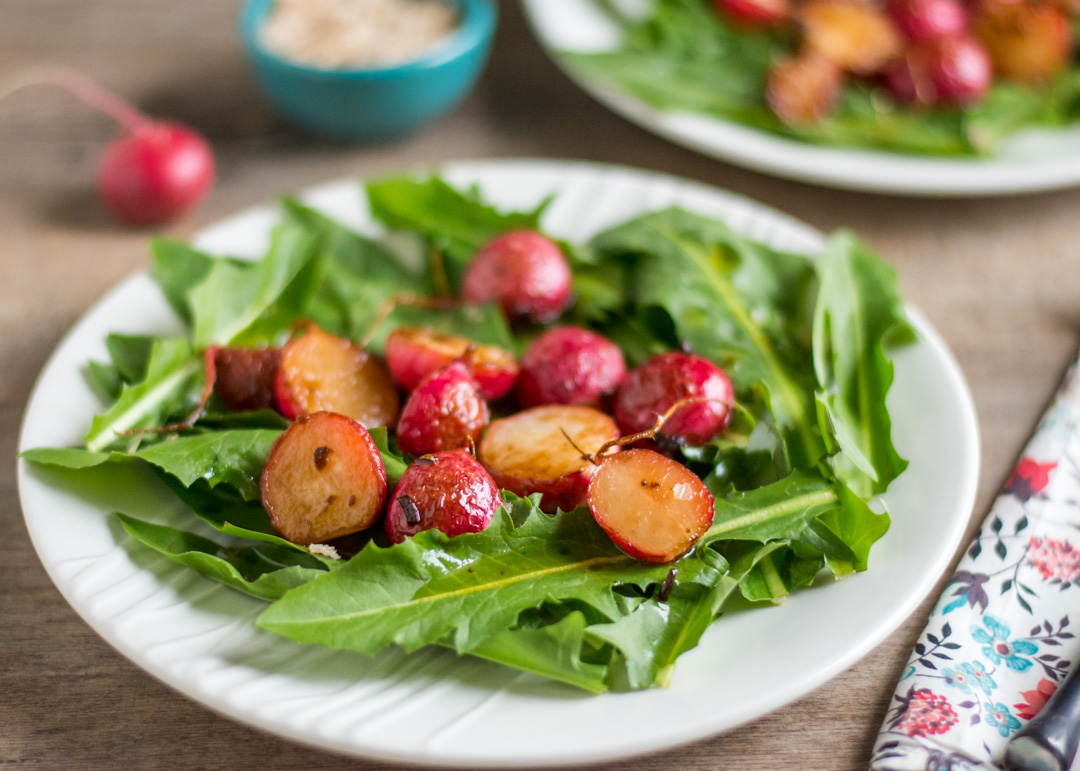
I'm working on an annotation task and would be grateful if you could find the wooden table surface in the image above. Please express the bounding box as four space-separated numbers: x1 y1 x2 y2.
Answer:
3 2 1079 769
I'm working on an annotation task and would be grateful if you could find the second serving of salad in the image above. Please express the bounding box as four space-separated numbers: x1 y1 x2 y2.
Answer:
566 0 1080 155
23 174 912 693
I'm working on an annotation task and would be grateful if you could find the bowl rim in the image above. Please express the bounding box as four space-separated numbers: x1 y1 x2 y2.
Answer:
239 0 497 78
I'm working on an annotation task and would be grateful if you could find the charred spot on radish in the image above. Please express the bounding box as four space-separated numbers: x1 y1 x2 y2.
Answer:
397 495 422 526
313 446 332 470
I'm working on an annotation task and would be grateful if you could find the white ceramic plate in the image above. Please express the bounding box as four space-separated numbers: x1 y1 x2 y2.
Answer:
521 0 1080 197
18 160 979 767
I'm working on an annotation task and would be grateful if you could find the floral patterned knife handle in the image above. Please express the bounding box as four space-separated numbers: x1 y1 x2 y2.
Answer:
1004 662 1080 771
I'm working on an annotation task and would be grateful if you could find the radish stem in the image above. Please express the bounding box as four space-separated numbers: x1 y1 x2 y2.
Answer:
0 65 153 133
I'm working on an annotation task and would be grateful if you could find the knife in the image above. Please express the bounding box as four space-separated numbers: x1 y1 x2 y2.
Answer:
1004 664 1080 771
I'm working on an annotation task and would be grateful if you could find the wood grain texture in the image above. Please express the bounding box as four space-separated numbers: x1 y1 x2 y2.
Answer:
2 1 1079 769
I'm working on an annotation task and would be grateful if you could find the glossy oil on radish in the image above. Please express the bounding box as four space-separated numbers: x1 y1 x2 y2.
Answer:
260 411 387 545
384 449 502 544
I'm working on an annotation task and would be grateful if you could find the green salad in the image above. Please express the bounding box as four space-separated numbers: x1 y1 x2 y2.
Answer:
23 176 914 693
565 0 1080 156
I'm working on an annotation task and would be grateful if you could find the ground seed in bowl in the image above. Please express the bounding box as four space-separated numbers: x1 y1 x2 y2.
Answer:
260 0 458 69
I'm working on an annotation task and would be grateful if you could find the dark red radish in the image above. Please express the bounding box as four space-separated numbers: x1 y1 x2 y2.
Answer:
615 353 734 447
886 37 992 105
887 0 967 42
2 66 214 225
712 0 791 26
587 449 715 564
384 449 502 544
767 53 844 125
516 327 626 409
477 405 619 514
384 326 519 400
276 324 400 429
211 346 280 412
461 231 573 323
396 361 490 457
260 412 387 545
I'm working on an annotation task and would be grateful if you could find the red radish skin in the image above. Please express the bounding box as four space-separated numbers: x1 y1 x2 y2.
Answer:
98 122 215 226
384 450 502 544
461 231 573 323
767 53 844 125
587 449 715 564
396 362 490 457
713 0 791 25
2 67 214 225
886 37 992 104
478 405 619 514
260 412 387 545
211 346 280 412
384 326 519 399
615 353 735 447
275 325 400 429
887 0 967 42
516 327 627 409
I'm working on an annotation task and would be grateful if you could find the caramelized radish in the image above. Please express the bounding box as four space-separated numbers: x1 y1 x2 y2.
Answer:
478 405 618 513
384 449 502 544
767 53 844 126
396 361 490 457
384 326 519 399
461 231 573 323
211 346 280 412
972 0 1071 83
276 324 399 428
260 412 387 545
588 449 715 564
615 352 734 447
516 327 626 409
800 0 902 75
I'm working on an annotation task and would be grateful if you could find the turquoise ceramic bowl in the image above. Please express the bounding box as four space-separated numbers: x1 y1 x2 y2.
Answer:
240 0 496 141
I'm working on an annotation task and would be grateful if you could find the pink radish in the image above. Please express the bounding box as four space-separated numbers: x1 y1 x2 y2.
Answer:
1 66 215 225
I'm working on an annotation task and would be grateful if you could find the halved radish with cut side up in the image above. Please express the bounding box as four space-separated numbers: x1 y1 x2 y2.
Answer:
275 324 400 428
587 449 715 564
384 326 519 400
478 405 618 514
260 411 387 545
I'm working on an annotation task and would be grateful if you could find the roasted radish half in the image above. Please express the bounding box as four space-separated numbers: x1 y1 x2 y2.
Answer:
396 361 490 457
275 324 400 429
767 53 844 126
713 0 791 26
972 0 1071 84
588 449 715 564
478 405 618 514
461 230 573 324
516 327 626 409
211 346 280 412
384 449 502 544
800 0 902 75
384 326 519 400
260 411 387 545
615 352 735 447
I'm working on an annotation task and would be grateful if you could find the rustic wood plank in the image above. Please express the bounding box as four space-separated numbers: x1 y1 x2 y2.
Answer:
3 1 1079 769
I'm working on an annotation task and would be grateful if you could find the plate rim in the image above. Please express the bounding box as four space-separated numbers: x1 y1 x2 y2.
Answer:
519 0 1080 197
16 158 982 767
